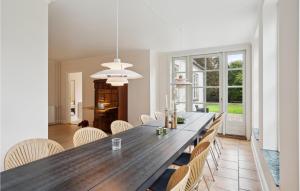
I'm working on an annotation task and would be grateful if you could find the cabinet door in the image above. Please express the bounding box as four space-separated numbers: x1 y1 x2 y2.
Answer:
118 85 128 121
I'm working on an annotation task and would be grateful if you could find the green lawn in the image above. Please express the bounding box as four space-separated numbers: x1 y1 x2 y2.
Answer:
206 103 243 114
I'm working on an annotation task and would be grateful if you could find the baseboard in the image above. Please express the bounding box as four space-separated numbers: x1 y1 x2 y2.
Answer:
218 133 247 140
48 122 58 126
251 137 270 191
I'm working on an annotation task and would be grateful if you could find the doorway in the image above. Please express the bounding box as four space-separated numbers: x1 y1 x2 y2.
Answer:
67 72 83 124
172 51 246 137
224 51 245 136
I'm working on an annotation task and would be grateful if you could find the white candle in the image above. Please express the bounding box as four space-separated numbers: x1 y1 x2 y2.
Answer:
165 95 168 109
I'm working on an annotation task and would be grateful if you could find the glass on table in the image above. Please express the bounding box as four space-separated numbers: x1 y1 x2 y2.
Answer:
112 138 122 151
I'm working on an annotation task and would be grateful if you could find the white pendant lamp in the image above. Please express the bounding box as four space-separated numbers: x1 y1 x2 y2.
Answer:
90 0 142 86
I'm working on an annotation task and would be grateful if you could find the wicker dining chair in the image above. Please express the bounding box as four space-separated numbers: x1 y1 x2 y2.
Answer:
209 118 223 156
210 113 225 150
140 114 156 124
111 120 134 135
149 165 190 191
154 112 165 122
166 165 190 191
4 138 64 170
185 142 210 191
73 127 108 147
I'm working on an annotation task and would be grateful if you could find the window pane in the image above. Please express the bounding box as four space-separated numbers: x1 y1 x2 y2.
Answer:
206 57 219 70
193 103 205 112
206 88 219 102
227 103 243 114
174 58 186 72
206 71 219 86
228 70 243 86
176 87 186 102
228 88 243 103
228 54 243 69
193 71 204 87
176 103 186 112
193 58 205 71
192 88 204 102
206 103 220 113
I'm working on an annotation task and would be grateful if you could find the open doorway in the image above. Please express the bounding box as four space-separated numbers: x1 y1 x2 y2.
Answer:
67 72 83 124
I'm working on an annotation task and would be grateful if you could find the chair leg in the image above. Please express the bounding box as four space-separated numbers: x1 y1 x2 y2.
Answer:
217 137 224 149
206 159 215 181
214 143 220 158
203 176 210 191
209 148 218 170
215 139 221 155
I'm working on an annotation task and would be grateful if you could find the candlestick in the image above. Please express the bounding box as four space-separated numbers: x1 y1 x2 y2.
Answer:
164 109 169 128
173 110 177 129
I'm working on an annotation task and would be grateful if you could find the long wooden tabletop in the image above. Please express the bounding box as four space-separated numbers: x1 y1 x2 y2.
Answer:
1 112 214 191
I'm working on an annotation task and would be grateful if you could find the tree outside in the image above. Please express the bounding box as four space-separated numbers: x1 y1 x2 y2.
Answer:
206 60 243 114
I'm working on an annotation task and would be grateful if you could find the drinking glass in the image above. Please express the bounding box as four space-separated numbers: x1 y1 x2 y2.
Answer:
112 138 122 150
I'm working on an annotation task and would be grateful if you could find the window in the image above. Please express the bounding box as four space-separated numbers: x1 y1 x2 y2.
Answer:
191 55 220 113
172 57 187 112
227 53 243 115
171 51 246 137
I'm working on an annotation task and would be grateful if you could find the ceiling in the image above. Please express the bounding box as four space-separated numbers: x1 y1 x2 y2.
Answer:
49 0 261 61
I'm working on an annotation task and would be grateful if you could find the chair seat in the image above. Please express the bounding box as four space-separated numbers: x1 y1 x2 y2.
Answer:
173 152 191 166
150 169 176 191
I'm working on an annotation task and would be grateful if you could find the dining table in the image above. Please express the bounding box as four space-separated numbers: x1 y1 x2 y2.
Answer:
0 112 215 191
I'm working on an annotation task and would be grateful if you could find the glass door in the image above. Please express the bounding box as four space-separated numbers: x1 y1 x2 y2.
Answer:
224 51 245 136
190 54 222 114
171 51 246 137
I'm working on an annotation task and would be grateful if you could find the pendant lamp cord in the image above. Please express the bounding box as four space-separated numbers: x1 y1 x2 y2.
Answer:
116 0 119 60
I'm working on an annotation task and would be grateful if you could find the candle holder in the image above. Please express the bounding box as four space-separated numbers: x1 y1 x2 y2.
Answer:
164 109 169 128
172 110 177 129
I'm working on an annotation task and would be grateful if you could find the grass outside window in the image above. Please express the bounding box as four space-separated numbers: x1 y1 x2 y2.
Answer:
206 103 243 114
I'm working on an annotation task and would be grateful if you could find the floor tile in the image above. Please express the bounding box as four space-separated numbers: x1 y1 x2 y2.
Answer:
213 176 239 191
239 161 257 170
239 155 254 162
239 168 259 181
221 154 239 162
218 160 238 170
215 168 238 180
239 177 262 191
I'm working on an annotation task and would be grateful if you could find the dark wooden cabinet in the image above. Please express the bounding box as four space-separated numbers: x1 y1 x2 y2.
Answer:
93 80 128 133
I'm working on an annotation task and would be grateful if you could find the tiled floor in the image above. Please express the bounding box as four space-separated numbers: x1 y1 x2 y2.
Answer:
198 137 262 191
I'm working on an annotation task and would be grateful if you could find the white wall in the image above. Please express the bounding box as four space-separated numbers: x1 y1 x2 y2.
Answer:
59 50 150 126
252 27 260 133
278 0 299 190
1 0 48 171
262 0 278 150
157 53 170 112
150 51 163 115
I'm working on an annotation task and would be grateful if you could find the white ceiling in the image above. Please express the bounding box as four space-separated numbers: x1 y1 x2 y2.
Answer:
49 0 261 61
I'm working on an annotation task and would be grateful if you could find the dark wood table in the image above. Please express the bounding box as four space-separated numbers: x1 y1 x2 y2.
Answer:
1 112 214 191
